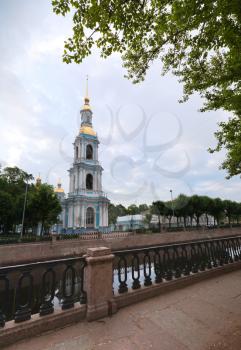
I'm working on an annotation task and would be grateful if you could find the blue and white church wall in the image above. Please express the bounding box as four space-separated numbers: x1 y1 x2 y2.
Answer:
60 89 109 233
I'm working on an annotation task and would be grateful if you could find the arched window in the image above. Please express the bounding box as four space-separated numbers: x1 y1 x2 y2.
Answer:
86 207 94 227
86 144 93 159
86 173 93 190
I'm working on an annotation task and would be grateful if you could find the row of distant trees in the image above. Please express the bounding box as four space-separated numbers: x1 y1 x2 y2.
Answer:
1 166 240 235
109 195 241 229
0 166 61 235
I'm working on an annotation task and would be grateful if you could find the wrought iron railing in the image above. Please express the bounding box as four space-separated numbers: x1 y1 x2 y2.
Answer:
0 257 86 328
113 236 241 294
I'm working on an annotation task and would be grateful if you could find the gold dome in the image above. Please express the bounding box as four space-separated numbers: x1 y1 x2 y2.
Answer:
54 179 64 193
55 187 64 193
80 126 97 136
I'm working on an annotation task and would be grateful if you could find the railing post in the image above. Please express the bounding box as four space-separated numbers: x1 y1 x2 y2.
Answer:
85 247 115 321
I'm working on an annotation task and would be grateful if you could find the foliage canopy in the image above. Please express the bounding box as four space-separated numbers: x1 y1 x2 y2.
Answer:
0 166 61 235
52 0 241 177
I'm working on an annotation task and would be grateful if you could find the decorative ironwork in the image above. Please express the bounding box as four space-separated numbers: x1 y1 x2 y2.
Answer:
0 274 9 327
62 265 76 310
113 236 241 294
14 270 33 322
39 268 56 316
0 256 86 327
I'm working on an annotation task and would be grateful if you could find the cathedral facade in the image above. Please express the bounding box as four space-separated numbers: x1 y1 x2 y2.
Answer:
57 93 109 233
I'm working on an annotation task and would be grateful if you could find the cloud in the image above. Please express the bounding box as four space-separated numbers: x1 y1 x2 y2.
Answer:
27 36 64 61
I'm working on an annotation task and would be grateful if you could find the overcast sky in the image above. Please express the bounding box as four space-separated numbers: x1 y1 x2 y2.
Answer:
0 0 240 206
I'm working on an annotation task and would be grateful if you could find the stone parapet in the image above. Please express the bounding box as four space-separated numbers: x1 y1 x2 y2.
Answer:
85 247 114 321
0 305 86 348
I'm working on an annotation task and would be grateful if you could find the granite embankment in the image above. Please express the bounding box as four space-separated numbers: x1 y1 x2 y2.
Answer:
0 227 241 266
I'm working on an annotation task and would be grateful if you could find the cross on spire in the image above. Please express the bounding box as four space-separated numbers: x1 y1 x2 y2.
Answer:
85 74 89 98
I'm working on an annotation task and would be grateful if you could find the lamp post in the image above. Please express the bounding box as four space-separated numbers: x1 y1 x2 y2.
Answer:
170 189 175 228
20 180 28 239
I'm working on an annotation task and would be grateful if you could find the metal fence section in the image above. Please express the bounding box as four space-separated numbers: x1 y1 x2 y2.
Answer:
113 236 241 294
0 257 86 327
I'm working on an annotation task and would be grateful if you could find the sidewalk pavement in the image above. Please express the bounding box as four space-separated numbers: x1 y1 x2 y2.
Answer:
4 269 241 350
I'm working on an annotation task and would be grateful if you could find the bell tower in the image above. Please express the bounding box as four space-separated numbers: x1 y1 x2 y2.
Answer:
63 77 109 232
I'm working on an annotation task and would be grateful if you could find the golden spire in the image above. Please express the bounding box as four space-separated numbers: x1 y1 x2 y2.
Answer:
80 74 97 136
83 75 90 110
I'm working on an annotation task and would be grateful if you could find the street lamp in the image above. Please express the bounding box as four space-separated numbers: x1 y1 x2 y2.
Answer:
170 189 175 227
20 180 28 239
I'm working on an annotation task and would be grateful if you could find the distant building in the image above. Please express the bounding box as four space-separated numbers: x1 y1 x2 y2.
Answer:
116 214 146 231
115 212 216 232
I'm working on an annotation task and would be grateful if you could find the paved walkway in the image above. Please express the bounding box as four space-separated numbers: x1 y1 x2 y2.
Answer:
5 269 241 350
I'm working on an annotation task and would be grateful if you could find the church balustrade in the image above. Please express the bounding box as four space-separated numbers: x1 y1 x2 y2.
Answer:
0 256 86 327
112 236 241 294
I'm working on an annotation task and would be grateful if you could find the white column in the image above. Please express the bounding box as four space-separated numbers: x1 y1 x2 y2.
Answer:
68 205 73 227
80 205 83 227
73 204 75 228
94 144 98 161
103 204 108 227
94 171 97 191
99 173 102 191
81 140 85 158
81 168 84 189
103 205 106 226
69 173 72 193
96 172 99 191
84 169 86 189
75 173 77 191
78 141 81 158
77 168 80 191
65 207 68 228
99 204 103 227
75 205 80 227
81 205 85 227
